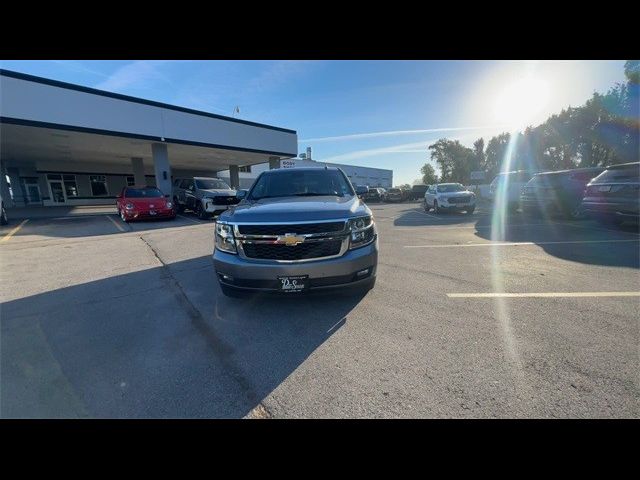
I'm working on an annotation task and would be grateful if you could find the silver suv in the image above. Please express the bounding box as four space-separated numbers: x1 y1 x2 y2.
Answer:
172 176 240 219
212 167 378 297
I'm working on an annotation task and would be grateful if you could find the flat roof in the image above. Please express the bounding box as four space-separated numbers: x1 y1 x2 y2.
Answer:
0 69 295 134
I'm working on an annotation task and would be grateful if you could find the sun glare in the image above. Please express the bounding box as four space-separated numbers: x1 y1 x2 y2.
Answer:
492 77 550 130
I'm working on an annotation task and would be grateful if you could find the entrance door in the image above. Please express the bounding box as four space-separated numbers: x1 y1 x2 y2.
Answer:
22 177 42 204
49 181 66 203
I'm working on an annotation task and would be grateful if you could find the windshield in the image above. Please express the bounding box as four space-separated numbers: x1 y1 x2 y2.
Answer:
125 187 164 198
195 179 230 190
249 169 354 200
437 184 465 193
591 164 640 184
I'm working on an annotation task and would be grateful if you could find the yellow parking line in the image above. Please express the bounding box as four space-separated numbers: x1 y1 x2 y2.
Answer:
106 215 126 232
1 219 29 243
447 292 640 298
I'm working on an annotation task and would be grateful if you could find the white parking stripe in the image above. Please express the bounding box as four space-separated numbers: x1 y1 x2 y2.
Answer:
447 292 640 298
404 239 640 248
106 215 126 232
177 214 203 224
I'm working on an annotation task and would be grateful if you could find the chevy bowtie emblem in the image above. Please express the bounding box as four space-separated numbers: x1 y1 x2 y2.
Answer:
276 233 305 246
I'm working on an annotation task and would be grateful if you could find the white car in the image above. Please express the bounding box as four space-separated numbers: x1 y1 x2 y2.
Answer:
423 183 476 214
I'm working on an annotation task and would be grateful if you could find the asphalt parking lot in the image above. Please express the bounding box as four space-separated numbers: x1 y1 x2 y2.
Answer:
1 202 639 418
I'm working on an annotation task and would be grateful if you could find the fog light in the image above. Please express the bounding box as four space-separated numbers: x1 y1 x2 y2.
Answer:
218 273 234 282
356 268 369 277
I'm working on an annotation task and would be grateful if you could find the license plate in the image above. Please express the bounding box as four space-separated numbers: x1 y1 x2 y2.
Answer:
278 275 308 293
149 210 157 215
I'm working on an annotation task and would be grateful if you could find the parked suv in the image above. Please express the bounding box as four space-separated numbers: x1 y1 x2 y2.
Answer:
424 183 476 214
520 167 605 219
213 167 378 297
386 188 405 202
489 170 537 212
581 162 640 225
364 187 385 202
355 185 369 199
409 184 428 201
173 176 240 219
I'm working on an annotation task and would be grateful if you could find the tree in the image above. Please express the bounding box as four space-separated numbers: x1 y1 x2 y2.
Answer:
484 133 510 178
398 183 412 190
420 163 438 184
427 139 474 183
472 138 485 171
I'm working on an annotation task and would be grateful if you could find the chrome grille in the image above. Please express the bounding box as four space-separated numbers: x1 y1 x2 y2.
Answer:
242 240 343 260
237 222 345 236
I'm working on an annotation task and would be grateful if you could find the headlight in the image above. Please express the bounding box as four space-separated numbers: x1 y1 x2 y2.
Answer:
125 203 134 210
215 222 237 254
348 216 375 250
166 201 173 209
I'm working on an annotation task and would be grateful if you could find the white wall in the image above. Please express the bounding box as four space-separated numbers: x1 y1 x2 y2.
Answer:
1 73 297 156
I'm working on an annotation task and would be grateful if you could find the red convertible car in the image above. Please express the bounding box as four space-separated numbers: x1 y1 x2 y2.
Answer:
116 186 176 222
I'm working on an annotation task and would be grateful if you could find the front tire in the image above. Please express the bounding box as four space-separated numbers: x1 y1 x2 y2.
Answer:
433 200 439 214
174 198 185 214
467 206 475 215
196 202 209 220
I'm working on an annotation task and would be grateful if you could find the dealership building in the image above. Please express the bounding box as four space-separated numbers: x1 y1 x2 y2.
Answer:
0 69 297 208
217 148 393 189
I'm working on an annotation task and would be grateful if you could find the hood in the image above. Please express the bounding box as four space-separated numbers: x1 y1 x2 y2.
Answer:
126 197 169 208
438 191 474 198
219 195 370 223
201 189 235 197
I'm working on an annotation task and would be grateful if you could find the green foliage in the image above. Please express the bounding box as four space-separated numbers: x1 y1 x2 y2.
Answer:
424 61 639 182
420 163 438 184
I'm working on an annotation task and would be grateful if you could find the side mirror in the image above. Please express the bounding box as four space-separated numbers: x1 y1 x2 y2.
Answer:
236 189 247 199
116 194 123 199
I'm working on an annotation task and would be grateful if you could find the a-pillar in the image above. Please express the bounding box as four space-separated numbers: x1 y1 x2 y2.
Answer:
229 165 240 189
151 143 172 196
131 157 145 186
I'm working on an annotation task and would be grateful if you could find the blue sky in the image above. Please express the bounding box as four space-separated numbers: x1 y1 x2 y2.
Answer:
0 60 626 185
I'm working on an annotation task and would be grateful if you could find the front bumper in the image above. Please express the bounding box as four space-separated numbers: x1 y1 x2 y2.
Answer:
439 201 476 210
203 200 237 213
213 238 378 292
582 200 640 220
123 208 175 220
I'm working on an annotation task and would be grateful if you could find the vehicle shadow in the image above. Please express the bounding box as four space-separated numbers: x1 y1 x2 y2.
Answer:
472 212 640 269
0 213 214 240
392 203 486 227
1 255 365 418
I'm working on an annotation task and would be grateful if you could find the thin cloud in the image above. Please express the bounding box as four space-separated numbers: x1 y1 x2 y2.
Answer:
95 61 171 92
321 132 481 164
51 60 109 78
299 125 508 143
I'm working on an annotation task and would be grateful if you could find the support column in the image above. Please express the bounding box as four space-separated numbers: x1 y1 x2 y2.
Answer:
151 143 171 196
229 165 240 189
131 157 145 186
268 156 280 169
